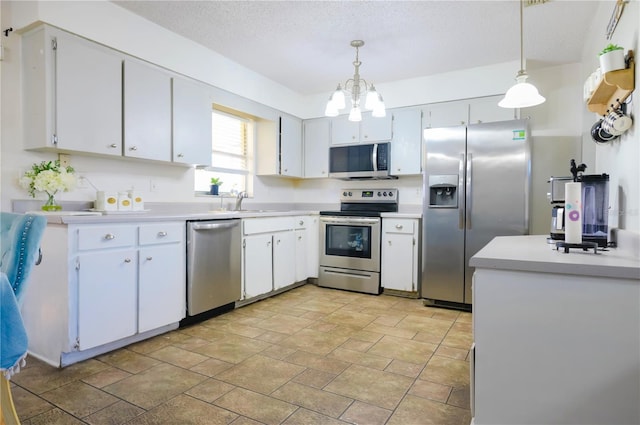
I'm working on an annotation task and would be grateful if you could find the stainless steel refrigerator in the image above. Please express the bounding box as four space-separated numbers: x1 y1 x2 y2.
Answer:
421 120 530 307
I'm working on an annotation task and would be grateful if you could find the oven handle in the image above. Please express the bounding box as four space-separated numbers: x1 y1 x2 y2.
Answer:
320 217 380 225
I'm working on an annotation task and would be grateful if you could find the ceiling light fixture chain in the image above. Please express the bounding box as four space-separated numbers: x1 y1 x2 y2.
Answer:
325 40 385 122
498 0 546 109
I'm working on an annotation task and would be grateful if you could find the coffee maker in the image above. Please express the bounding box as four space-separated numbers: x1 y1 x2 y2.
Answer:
548 163 610 247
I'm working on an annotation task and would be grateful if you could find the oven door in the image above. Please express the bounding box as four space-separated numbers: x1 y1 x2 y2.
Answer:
320 216 381 272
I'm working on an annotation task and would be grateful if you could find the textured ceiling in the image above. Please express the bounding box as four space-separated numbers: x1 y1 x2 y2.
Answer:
112 0 601 95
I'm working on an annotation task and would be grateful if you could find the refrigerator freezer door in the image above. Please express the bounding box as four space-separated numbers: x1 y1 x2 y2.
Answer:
422 126 467 303
464 120 530 302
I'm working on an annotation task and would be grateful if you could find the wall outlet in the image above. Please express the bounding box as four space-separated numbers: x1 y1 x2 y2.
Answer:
149 179 158 192
58 153 71 168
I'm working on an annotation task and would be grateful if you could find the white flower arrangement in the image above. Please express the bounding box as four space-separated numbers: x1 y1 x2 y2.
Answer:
20 160 77 198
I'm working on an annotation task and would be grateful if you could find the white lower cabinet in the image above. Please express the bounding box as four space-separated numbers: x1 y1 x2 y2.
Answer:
137 223 185 332
273 231 296 290
295 215 319 279
381 218 419 293
77 248 137 350
241 215 318 301
243 233 274 299
22 221 185 367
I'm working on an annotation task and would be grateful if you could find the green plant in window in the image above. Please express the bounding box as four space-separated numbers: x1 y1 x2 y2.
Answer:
599 44 623 56
210 177 223 186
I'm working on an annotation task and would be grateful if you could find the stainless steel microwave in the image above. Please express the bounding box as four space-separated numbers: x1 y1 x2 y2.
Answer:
329 142 396 180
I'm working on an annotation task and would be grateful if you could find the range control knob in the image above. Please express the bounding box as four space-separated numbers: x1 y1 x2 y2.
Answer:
377 191 382 197
388 192 394 197
348 191 353 196
343 191 348 197
383 192 388 196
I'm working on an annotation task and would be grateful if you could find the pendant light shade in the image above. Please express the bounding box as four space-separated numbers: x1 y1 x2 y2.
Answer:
498 72 546 108
499 0 545 109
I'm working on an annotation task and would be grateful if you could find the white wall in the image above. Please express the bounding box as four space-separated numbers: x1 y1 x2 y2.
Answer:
580 0 639 233
2 0 626 237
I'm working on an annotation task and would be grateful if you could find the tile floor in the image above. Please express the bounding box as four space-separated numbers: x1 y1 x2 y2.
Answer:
10 284 473 425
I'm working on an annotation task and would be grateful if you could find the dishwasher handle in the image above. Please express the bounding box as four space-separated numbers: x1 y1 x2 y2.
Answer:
190 221 239 231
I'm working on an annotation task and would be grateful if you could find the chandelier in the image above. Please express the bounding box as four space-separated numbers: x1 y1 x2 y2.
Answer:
498 0 545 108
324 40 385 122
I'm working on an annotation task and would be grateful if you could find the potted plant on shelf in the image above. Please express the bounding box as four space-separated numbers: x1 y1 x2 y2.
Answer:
209 177 223 195
599 44 625 74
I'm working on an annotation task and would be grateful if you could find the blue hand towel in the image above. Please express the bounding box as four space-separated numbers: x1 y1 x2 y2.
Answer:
0 271 28 379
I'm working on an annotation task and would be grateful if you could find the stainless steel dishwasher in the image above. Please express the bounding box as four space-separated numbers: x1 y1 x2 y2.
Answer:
185 219 241 322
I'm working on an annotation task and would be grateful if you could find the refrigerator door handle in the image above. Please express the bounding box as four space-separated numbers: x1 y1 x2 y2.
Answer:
466 153 473 230
459 154 465 230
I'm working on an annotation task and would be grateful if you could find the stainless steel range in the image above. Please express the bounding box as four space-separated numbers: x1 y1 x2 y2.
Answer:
319 189 398 295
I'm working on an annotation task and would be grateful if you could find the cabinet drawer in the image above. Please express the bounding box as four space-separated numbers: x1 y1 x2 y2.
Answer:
139 222 184 245
77 225 136 250
243 217 294 235
294 215 313 229
383 219 415 234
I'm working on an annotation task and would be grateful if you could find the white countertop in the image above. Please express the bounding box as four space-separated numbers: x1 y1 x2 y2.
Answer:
470 235 640 280
33 210 320 224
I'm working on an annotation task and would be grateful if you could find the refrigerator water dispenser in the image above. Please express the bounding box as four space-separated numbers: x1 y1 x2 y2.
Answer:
428 175 458 208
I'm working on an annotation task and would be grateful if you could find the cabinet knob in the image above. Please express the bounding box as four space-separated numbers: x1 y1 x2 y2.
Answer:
395 224 403 229
129 146 138 151
284 169 288 172
267 241 271 246
109 143 118 148
322 171 326 174
298 235 302 240
364 135 368 139
299 220 304 225
146 256 153 261
158 231 168 237
277 239 281 244
388 240 392 245
352 136 356 140
177 153 184 158
124 258 132 263
104 233 115 240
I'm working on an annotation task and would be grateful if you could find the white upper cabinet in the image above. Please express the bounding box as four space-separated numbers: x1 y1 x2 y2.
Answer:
468 95 517 124
280 115 303 177
256 115 303 177
22 25 123 155
390 108 423 175
303 118 330 178
172 77 213 166
330 113 392 145
123 59 172 162
424 100 469 128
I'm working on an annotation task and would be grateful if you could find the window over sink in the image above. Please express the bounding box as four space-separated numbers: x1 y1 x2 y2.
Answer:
194 107 254 196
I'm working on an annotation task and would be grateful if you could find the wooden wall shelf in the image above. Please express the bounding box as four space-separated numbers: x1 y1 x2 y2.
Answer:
587 50 635 116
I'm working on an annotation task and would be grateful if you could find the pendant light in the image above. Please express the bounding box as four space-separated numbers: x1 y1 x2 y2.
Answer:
325 40 385 121
499 0 545 108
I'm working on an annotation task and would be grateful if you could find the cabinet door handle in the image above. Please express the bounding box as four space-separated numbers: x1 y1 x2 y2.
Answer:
104 233 115 240
158 231 168 237
129 146 138 151
299 220 304 225
109 143 118 148
177 153 184 158
363 134 368 139
395 224 403 229
124 258 132 263
388 240 392 245
277 239 281 244
267 241 271 246
146 256 153 261
298 236 302 240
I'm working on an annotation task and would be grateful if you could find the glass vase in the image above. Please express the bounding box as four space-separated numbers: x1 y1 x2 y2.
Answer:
42 192 62 212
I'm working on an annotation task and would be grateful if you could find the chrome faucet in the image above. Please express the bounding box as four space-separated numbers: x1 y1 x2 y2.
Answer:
235 191 248 211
